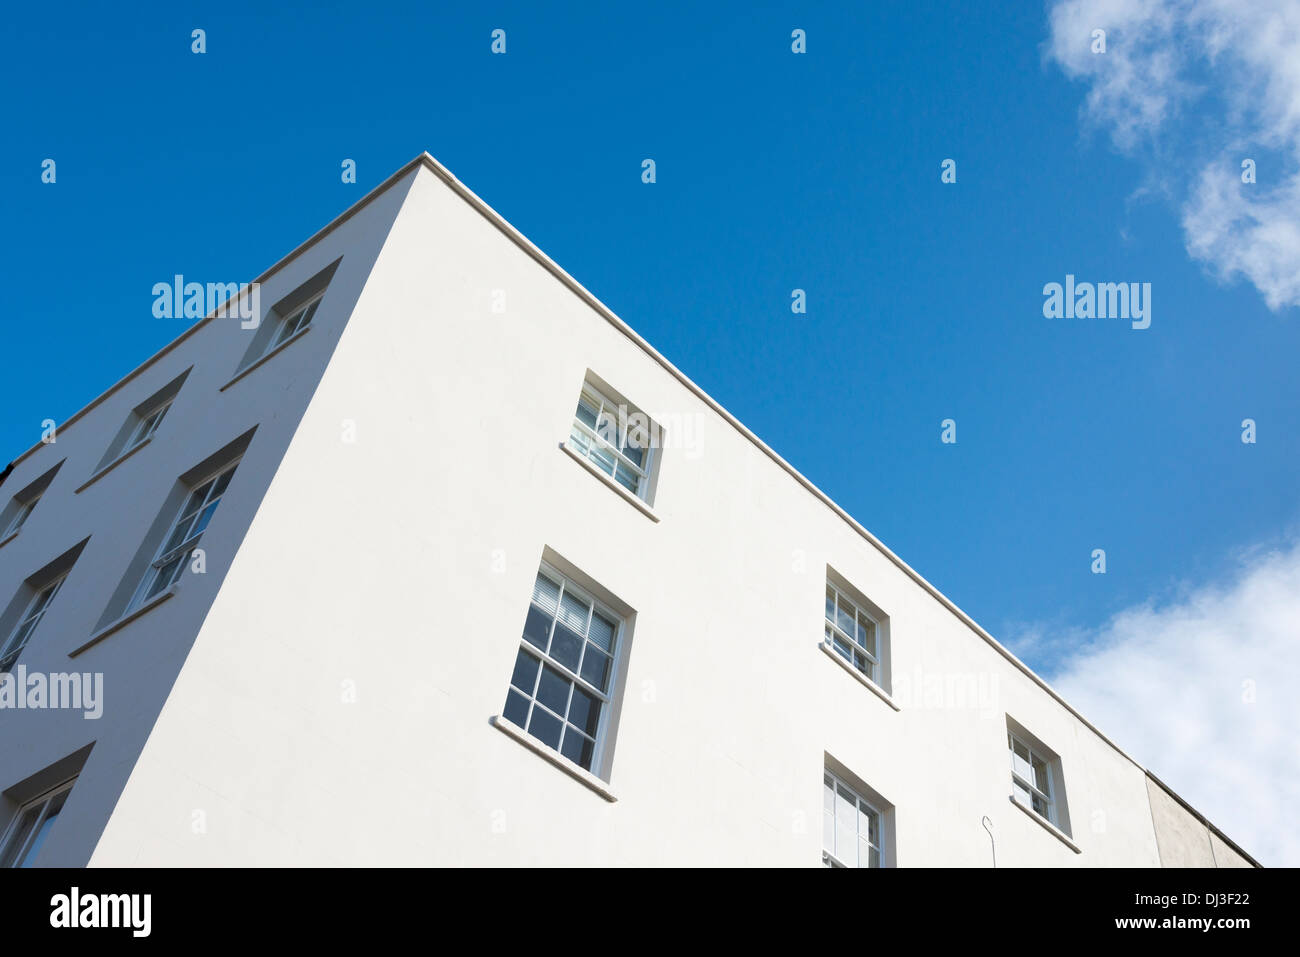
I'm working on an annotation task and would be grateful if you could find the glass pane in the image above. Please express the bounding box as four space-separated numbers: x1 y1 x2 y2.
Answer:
298 301 319 328
162 516 196 555
0 805 43 868
210 468 235 500
588 614 615 653
836 602 855 637
862 805 878 846
825 586 836 622
149 557 183 597
549 623 583 672
532 574 560 616
1032 754 1051 796
1012 738 1030 762
503 689 530 727
1013 780 1033 807
509 649 541 693
19 790 69 867
622 441 645 468
521 606 552 652
594 411 618 447
613 463 639 492
568 686 601 736
835 789 858 868
1012 750 1033 783
178 486 208 522
823 810 834 858
1032 793 1050 818
575 398 599 430
853 650 869 675
535 665 571 717
579 648 611 691
526 707 563 750
560 728 595 770
868 845 880 869
858 615 876 657
559 593 589 632
191 501 220 537
590 445 616 476
832 635 851 661
567 427 590 453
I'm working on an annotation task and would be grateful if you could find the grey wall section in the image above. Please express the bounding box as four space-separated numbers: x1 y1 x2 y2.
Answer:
1144 775 1257 868
0 170 417 866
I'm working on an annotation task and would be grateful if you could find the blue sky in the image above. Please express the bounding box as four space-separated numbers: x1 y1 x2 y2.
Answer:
2 2 1297 859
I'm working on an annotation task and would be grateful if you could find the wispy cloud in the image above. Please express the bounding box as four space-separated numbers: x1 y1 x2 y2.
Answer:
1036 538 1300 866
1046 0 1300 309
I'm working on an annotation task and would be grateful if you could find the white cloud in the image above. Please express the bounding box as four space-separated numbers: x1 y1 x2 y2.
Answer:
1047 0 1300 310
1043 539 1300 866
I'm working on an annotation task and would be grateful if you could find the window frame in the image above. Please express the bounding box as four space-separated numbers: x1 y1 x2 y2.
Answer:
0 574 68 674
126 458 241 613
0 776 77 868
824 581 881 684
567 384 656 500
1 498 38 539
822 769 883 868
1008 730 1056 825
502 561 626 777
120 396 173 455
267 292 324 353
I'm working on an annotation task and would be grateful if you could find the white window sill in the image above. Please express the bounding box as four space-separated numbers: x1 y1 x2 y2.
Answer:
74 437 153 494
69 583 180 658
1009 794 1082 854
490 715 618 803
559 441 660 522
219 324 312 392
0 527 18 550
819 642 900 711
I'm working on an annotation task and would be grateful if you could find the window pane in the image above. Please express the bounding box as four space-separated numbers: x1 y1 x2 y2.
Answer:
1032 754 1051 796
825 586 836 622
1012 738 1030 762
590 445 616 476
575 398 599 430
622 441 645 468
191 500 220 537
836 602 855 637
613 463 639 492
0 805 42 868
568 686 601 736
510 649 541 694
858 615 876 657
1032 793 1050 819
503 689 530 727
588 614 615 653
1013 780 1033 807
559 593 589 632
526 707 563 750
211 468 235 500
18 790 68 868
560 728 595 770
522 606 552 652
579 648 611 692
535 665 571 717
532 574 560 616
550 623 583 672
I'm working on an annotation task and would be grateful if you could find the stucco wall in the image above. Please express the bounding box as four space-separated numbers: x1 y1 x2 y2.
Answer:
0 170 416 865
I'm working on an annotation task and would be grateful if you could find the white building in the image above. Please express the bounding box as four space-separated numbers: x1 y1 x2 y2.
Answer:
0 154 1256 868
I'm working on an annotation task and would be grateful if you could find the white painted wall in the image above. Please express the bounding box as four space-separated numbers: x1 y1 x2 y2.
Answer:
82 164 1180 866
0 170 417 866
